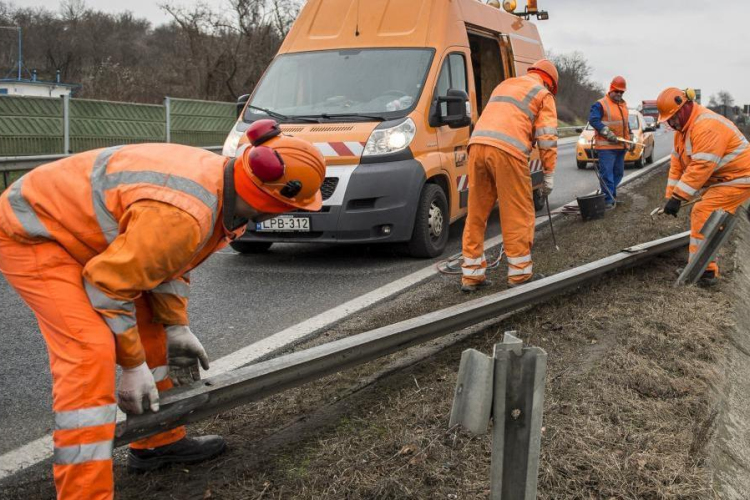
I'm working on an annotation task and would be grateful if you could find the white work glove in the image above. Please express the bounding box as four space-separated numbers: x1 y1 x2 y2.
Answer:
166 325 209 386
117 362 160 415
543 173 554 196
601 126 618 144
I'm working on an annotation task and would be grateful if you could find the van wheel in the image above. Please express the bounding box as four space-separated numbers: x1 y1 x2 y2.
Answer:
230 241 273 254
533 189 545 212
634 156 644 169
577 161 588 169
408 184 449 258
646 149 654 164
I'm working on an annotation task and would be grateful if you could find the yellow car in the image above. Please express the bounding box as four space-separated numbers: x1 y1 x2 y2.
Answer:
575 110 656 169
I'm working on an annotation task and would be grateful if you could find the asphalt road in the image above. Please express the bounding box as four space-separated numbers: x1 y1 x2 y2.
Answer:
0 128 674 457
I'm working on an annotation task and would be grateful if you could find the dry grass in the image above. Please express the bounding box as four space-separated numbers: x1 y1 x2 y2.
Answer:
2 165 734 499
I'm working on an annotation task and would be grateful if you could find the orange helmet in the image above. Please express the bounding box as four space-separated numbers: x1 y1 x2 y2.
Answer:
610 76 627 93
656 87 688 123
528 59 559 95
234 121 326 213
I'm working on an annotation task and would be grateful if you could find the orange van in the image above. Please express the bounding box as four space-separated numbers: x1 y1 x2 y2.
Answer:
223 0 549 257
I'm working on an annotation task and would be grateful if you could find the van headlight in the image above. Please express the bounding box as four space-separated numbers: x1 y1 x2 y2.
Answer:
578 136 588 145
363 118 416 156
222 125 244 157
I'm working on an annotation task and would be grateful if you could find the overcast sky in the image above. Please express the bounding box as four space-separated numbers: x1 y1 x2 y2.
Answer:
16 0 750 107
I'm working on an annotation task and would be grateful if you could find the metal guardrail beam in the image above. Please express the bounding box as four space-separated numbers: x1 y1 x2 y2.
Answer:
114 230 690 446
0 146 224 173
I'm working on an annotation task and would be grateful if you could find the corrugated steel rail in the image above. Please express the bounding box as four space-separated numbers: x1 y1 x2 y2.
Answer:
115 230 690 446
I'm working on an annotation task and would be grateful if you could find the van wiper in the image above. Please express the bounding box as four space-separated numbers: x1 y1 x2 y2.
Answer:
299 113 386 122
247 105 320 123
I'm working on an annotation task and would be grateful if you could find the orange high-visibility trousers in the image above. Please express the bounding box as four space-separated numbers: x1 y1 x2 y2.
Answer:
462 144 535 286
689 185 750 275
0 229 185 500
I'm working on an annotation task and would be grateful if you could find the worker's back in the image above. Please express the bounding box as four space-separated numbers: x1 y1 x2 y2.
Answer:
469 73 552 163
0 143 227 264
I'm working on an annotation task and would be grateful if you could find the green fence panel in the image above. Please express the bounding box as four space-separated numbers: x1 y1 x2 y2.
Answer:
170 98 235 147
0 95 235 157
70 99 166 153
0 96 64 155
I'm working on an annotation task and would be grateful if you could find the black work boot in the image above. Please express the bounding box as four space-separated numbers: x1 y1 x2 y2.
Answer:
507 273 547 288
128 435 227 473
698 270 718 288
460 279 492 293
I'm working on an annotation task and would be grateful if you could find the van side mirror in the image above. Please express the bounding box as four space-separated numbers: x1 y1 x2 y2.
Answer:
575 127 583 133
430 89 471 129
236 94 250 118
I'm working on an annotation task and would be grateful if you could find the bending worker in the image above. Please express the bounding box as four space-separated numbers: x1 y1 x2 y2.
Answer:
657 87 750 285
0 120 325 499
589 76 633 209
461 59 558 292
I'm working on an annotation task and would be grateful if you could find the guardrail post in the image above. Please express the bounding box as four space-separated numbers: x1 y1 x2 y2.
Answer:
62 93 70 154
164 97 171 143
2 171 9 190
676 209 739 285
450 331 548 500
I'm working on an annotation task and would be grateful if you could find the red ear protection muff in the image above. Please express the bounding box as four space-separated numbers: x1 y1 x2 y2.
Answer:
248 146 285 182
246 119 282 146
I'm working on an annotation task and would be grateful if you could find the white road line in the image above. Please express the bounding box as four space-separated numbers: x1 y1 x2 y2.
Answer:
0 154 671 481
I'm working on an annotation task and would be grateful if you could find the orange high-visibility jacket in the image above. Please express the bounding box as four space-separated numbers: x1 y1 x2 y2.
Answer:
666 104 750 200
0 144 241 367
594 95 630 150
469 73 558 174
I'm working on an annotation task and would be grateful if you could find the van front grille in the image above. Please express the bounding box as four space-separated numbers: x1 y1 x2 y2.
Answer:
321 177 339 200
309 126 355 132
280 126 305 133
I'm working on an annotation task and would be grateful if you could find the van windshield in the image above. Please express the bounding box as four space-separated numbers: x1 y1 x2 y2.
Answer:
245 49 434 122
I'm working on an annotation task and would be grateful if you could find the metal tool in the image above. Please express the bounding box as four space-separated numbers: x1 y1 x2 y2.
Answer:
544 195 559 251
616 137 645 148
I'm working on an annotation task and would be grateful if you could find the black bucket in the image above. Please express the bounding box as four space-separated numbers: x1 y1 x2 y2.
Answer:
577 193 606 221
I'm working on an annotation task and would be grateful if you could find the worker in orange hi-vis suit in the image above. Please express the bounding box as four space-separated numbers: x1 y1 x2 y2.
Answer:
0 120 325 499
461 59 558 292
657 87 750 286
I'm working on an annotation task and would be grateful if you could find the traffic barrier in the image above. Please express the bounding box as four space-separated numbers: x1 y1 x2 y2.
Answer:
114 230 689 446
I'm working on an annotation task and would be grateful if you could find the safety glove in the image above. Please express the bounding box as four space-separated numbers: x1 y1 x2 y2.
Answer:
663 197 682 217
542 173 554 196
117 362 160 414
166 325 210 386
601 126 618 144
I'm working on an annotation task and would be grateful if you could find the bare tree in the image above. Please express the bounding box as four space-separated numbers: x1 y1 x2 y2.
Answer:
0 0 297 102
549 51 604 123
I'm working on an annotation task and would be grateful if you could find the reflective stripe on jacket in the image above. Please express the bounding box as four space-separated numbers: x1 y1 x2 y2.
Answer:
469 73 558 174
594 95 629 150
0 144 231 367
666 104 750 200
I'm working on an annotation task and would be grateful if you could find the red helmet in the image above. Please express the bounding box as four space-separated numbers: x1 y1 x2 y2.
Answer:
610 76 627 93
528 59 559 95
234 120 326 213
656 87 688 123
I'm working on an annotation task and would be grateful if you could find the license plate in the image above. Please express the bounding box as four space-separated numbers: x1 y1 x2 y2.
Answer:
256 215 310 232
